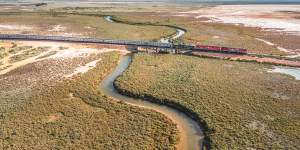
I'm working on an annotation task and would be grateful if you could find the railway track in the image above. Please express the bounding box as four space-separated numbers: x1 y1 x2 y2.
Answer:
1 34 298 63
0 34 172 49
0 34 247 54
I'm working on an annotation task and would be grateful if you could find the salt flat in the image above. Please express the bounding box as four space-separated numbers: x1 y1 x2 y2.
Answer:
182 5 300 36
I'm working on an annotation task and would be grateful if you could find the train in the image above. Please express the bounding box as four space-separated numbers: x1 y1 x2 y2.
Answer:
194 45 247 54
172 43 247 54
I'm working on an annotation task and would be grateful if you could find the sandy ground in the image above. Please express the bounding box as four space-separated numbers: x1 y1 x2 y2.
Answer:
0 40 128 76
0 23 83 37
0 4 37 12
0 24 32 30
190 51 300 67
65 59 102 78
48 24 66 32
182 5 300 35
179 5 300 56
0 40 129 111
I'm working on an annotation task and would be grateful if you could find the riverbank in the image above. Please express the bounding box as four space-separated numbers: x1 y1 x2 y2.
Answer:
0 48 179 149
115 53 300 149
104 15 185 43
102 14 186 43
100 54 205 150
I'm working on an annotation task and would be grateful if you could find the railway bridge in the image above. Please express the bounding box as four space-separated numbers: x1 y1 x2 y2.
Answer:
0 34 178 53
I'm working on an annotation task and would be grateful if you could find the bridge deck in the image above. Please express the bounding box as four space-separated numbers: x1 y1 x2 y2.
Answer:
0 34 173 49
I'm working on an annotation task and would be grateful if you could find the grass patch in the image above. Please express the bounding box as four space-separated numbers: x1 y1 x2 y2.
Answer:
9 47 50 63
8 46 32 54
36 51 58 59
58 46 68 50
115 53 300 149
0 47 7 59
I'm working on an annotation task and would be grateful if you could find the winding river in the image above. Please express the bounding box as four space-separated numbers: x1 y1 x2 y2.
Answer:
104 15 186 43
105 15 204 149
100 54 204 150
104 16 114 23
160 29 186 43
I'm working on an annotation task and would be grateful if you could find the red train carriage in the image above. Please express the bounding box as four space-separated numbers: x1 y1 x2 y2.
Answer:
195 44 247 54
221 47 247 54
195 45 221 51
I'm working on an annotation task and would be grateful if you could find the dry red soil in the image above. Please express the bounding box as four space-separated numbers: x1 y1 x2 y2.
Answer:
191 51 300 67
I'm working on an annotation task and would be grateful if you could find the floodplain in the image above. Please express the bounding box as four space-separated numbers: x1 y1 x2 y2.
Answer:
0 1 299 150
115 53 300 149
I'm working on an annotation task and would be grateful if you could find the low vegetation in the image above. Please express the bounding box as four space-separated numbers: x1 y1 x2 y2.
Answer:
8 46 32 54
1 8 290 56
9 46 50 63
1 5 299 149
0 42 50 68
111 13 289 56
0 12 175 41
0 46 7 59
0 52 178 149
115 53 300 149
37 51 58 59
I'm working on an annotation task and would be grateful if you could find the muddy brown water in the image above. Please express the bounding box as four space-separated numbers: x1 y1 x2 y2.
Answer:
100 54 204 150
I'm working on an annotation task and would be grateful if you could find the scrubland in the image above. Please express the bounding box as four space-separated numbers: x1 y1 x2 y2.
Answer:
1 6 296 56
115 53 300 149
1 4 300 149
0 12 175 41
0 50 178 149
112 13 290 56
